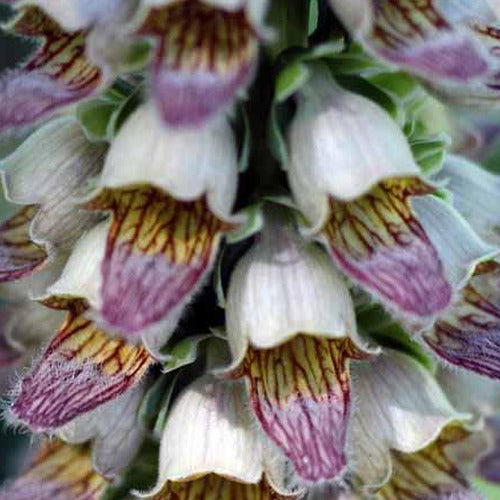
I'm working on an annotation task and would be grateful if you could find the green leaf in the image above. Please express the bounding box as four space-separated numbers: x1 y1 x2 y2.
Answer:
106 87 142 139
139 374 178 430
77 99 119 142
474 478 500 500
267 0 311 57
268 103 290 165
356 303 434 371
275 61 310 102
308 0 318 36
226 203 263 244
161 334 214 372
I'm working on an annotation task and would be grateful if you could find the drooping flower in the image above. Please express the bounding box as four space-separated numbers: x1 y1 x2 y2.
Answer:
224 207 376 483
287 70 495 322
142 374 299 499
328 0 500 105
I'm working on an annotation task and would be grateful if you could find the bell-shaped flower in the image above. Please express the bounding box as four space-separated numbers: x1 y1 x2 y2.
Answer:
348 348 473 492
0 440 108 500
58 380 147 479
287 72 495 323
9 223 154 432
328 0 500 105
141 374 299 499
375 424 487 500
82 103 238 348
0 116 106 282
135 0 268 127
224 207 376 484
0 6 108 133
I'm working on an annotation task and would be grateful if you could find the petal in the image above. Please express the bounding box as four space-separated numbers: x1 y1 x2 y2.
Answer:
378 425 485 500
1 116 106 250
0 300 64 363
433 155 500 246
225 208 373 366
10 307 153 430
322 179 452 318
233 335 368 483
19 0 138 31
478 417 500 484
141 0 270 30
85 188 229 343
0 440 108 500
147 475 294 500
350 349 470 491
100 103 238 220
148 376 266 493
138 1 257 127
437 367 500 418
58 382 146 478
0 206 48 282
423 260 500 379
330 0 500 105
288 73 419 232
0 7 104 132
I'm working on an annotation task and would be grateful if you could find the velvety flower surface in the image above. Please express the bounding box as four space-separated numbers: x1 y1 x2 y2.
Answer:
0 1 499 500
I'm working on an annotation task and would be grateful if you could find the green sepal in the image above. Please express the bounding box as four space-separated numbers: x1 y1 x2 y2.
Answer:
226 203 264 244
473 478 500 500
232 103 252 172
356 303 434 371
121 40 153 73
161 334 214 372
152 371 181 441
275 61 311 103
409 134 450 175
100 438 159 500
267 0 311 58
77 98 119 142
106 87 142 139
139 373 178 430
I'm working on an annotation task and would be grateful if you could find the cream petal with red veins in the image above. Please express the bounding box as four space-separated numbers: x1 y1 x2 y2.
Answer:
0 8 104 133
0 441 108 500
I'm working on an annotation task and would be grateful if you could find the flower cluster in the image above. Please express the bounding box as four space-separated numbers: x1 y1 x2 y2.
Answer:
0 1 499 499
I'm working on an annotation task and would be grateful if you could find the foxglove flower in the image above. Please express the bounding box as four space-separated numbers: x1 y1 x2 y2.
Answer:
143 374 298 499
287 71 495 322
1 1 500 499
328 0 500 105
224 208 376 483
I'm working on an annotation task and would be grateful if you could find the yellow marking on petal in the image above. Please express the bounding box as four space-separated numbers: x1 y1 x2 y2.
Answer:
325 178 433 261
86 187 230 266
10 7 101 87
139 0 256 76
323 178 451 317
151 474 291 500
0 205 48 281
6 440 107 499
378 426 475 500
49 309 152 378
373 0 449 49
